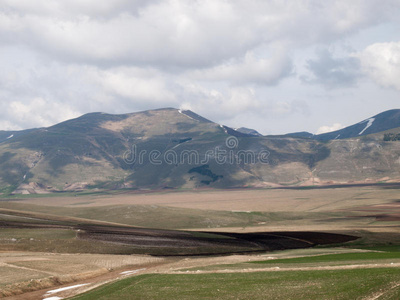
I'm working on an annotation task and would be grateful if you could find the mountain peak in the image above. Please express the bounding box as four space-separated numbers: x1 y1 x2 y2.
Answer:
316 109 400 141
1 107 400 194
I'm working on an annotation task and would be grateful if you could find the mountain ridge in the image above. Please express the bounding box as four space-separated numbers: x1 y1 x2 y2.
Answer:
3 108 400 141
1 107 400 194
314 109 400 141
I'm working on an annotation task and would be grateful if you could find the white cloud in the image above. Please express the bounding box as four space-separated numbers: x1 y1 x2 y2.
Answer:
356 41 400 90
0 0 159 18
179 85 261 119
317 123 344 134
0 1 398 68
187 49 293 85
0 0 399 134
0 120 21 131
0 2 254 67
7 98 80 129
178 82 310 129
90 67 176 104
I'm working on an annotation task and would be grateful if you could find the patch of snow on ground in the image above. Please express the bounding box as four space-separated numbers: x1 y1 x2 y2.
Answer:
120 268 146 275
43 297 62 300
358 118 375 135
45 284 89 295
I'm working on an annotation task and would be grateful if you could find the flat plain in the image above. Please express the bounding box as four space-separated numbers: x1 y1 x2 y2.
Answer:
0 185 399 299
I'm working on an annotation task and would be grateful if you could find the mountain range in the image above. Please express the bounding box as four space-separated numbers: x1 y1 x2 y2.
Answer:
287 109 400 141
1 108 400 194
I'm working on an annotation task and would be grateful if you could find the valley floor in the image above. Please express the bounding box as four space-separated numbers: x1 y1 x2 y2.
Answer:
0 186 399 299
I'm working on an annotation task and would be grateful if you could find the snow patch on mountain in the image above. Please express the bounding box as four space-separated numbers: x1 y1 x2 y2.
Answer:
358 118 375 135
178 109 195 121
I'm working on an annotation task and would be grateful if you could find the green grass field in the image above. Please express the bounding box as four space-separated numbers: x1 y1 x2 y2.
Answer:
68 243 400 300
251 251 400 265
70 268 400 300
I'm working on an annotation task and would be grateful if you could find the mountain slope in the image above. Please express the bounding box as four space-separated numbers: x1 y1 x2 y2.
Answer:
0 108 328 193
235 127 262 136
1 108 400 194
316 109 400 140
285 131 314 139
0 129 36 143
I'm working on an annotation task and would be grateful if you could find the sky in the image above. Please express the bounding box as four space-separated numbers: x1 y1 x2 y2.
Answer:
0 0 399 135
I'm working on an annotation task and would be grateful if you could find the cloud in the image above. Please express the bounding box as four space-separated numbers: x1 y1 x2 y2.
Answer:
356 41 400 90
0 1 256 68
187 49 293 85
90 67 177 105
0 0 399 133
0 47 180 129
3 98 80 129
0 1 398 69
302 48 361 88
0 0 160 18
179 85 261 119
178 83 310 126
317 123 344 134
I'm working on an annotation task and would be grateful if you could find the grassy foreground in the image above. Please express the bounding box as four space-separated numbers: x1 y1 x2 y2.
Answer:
251 250 400 265
70 268 400 300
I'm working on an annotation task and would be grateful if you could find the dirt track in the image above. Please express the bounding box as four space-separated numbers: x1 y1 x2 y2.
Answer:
5 255 399 300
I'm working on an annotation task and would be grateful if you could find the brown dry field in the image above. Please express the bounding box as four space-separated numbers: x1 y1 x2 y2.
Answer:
10 186 400 211
0 251 168 299
8 186 400 232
